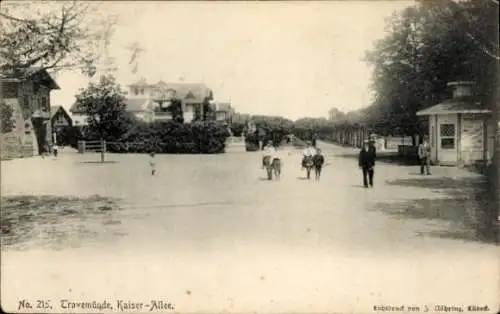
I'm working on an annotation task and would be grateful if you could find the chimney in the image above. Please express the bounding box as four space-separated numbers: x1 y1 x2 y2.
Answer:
447 81 475 98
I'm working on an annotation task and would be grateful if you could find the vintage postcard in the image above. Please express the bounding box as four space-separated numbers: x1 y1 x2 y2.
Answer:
1 0 499 313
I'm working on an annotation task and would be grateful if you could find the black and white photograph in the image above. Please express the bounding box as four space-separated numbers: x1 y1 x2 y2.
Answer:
1 0 499 313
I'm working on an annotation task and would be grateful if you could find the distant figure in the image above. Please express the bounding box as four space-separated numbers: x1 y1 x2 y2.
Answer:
149 152 156 176
53 144 59 157
418 136 431 175
311 134 317 148
301 142 316 169
369 134 377 156
262 142 281 180
358 140 376 188
262 142 277 169
312 148 325 180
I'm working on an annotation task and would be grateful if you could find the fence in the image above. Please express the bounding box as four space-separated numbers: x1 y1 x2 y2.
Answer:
77 139 109 162
385 136 415 150
77 140 147 162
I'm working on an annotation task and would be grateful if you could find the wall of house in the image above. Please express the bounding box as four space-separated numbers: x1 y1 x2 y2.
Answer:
128 85 152 99
486 116 495 163
0 97 38 159
52 111 71 128
71 113 88 127
429 115 438 163
460 113 485 166
21 80 53 151
216 112 227 121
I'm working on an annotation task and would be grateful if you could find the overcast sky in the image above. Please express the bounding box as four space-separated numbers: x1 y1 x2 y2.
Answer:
51 1 414 120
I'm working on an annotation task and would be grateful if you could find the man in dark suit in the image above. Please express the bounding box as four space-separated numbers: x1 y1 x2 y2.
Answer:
359 140 376 188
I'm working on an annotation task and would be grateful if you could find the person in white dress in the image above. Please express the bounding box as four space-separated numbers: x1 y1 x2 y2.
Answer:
262 143 276 167
301 142 316 169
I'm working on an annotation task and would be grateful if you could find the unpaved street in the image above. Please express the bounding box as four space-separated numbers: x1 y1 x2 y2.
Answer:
1 142 498 313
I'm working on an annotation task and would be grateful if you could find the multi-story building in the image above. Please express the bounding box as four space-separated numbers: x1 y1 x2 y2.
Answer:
125 78 214 123
0 67 59 158
214 102 234 124
70 78 215 125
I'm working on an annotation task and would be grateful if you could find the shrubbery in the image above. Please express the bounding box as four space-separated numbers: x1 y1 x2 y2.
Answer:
105 120 230 154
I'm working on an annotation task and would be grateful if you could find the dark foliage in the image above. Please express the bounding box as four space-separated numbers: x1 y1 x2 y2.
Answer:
1 101 14 133
106 120 230 154
230 122 246 137
55 126 83 148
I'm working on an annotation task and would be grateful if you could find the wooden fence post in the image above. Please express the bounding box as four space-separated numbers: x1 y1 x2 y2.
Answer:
101 139 105 163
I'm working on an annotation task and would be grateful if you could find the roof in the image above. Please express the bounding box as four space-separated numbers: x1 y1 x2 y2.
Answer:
50 106 72 123
416 96 491 116
216 102 232 111
0 67 60 90
129 80 212 103
70 98 151 114
50 106 61 119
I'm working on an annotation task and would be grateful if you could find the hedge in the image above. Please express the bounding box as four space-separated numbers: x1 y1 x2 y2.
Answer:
105 120 230 154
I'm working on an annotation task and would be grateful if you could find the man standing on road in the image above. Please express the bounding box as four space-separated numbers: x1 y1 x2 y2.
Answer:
418 136 431 175
359 140 376 188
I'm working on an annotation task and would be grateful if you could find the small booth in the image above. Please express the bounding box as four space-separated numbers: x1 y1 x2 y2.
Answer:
416 81 495 167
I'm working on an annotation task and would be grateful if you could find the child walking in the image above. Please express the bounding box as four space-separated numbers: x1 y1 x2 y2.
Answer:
313 148 325 180
149 152 156 176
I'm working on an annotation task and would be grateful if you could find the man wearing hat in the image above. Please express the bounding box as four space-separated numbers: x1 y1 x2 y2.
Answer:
358 139 376 188
417 135 431 175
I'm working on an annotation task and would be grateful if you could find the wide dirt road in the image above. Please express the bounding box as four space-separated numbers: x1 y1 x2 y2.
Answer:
1 142 498 313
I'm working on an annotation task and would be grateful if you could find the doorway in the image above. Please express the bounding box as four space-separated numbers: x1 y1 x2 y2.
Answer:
437 114 458 165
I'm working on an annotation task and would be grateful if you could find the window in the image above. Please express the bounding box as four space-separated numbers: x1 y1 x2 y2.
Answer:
41 96 49 111
440 123 455 149
24 122 30 134
133 88 139 95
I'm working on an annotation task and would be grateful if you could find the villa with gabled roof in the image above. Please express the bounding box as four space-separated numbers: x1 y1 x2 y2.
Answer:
124 78 214 123
70 78 216 124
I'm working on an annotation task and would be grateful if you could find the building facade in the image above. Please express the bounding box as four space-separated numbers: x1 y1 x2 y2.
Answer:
417 81 495 167
214 102 234 124
51 106 73 129
0 68 59 158
125 79 214 123
69 79 215 125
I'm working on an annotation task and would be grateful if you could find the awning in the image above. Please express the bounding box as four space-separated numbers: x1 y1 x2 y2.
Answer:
416 96 491 116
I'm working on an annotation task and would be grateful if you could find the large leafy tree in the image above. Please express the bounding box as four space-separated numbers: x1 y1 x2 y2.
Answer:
365 0 498 139
366 0 499 240
73 75 136 141
251 115 294 144
0 1 118 77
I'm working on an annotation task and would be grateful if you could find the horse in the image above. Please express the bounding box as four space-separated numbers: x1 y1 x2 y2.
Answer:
302 155 314 180
263 155 281 180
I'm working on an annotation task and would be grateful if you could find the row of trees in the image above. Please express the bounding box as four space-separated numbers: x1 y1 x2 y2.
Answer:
276 1 498 147
323 0 499 144
364 0 498 138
